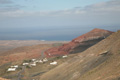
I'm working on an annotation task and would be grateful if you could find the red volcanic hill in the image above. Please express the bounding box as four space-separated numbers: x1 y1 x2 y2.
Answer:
44 28 113 57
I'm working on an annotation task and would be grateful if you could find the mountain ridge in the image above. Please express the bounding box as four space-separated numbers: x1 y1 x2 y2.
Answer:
39 30 120 80
44 28 113 57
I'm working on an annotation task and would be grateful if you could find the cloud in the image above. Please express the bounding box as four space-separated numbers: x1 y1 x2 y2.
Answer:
0 0 25 17
0 5 21 12
0 0 13 4
38 0 120 17
0 0 120 17
0 0 120 40
0 0 120 28
84 0 120 12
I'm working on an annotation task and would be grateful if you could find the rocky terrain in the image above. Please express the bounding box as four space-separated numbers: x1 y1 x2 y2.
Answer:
1 28 119 80
44 28 113 57
39 30 120 80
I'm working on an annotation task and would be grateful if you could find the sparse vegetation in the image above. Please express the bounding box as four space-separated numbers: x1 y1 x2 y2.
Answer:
23 60 32 63
52 43 63 47
0 62 12 76
38 30 120 80
0 30 120 80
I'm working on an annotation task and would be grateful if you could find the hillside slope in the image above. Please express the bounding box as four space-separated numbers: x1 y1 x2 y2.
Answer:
0 77 9 80
39 30 120 80
44 28 113 57
0 40 68 54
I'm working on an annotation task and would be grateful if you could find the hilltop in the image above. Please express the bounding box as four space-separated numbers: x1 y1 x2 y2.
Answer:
44 28 113 57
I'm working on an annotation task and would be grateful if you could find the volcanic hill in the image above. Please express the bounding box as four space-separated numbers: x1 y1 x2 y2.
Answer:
39 30 120 80
44 28 113 57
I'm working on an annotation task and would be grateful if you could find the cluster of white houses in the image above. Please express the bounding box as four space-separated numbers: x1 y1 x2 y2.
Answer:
7 55 68 72
7 65 18 72
22 58 48 67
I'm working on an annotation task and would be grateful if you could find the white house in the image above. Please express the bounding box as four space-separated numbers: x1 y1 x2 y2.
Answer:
50 61 57 65
48 53 51 56
30 63 36 66
38 60 43 63
34 60 39 63
13 65 18 68
11 65 18 68
32 59 36 61
62 55 68 58
23 63 29 66
43 58 48 62
7 68 16 72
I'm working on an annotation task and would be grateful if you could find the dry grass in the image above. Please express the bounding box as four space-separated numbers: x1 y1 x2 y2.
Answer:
38 31 120 80
0 42 67 80
0 31 120 80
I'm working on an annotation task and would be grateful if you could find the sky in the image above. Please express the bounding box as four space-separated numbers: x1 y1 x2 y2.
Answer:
0 0 120 41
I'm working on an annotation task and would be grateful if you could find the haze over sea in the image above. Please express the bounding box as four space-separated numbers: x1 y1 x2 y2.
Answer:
0 26 119 41
0 0 120 41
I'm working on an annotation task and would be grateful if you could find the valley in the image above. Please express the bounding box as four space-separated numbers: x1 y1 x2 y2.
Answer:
0 40 68 54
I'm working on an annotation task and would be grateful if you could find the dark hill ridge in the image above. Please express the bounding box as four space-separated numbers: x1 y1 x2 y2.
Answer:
44 28 113 57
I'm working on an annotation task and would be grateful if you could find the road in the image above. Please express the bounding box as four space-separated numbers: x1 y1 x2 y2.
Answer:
17 50 45 80
17 66 26 80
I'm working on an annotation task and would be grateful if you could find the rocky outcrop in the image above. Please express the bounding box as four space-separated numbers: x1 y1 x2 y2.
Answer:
44 28 113 57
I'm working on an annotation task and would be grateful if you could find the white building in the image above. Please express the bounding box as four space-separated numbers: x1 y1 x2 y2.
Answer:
48 53 51 56
62 55 68 58
30 63 36 66
13 65 18 68
23 63 29 66
38 60 43 63
7 68 16 72
50 61 57 65
32 59 36 61
43 58 48 62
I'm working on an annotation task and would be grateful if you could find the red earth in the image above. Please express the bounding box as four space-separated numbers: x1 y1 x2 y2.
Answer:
44 28 113 57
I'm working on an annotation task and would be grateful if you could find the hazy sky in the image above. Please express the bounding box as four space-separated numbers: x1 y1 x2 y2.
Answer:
0 0 120 40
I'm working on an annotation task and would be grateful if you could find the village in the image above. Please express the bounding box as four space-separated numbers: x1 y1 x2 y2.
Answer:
7 55 68 72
